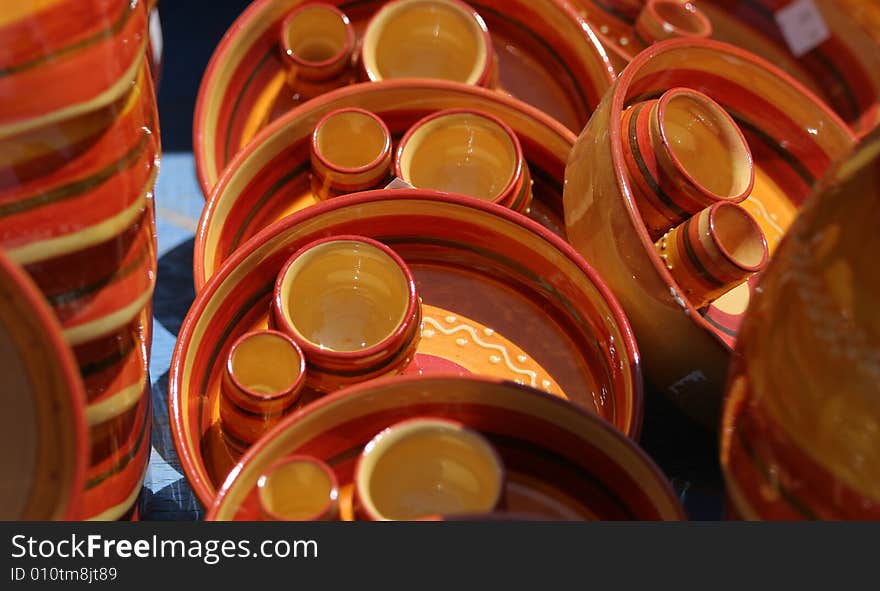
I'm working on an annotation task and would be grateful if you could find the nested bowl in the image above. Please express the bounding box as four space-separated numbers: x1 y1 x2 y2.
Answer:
171 190 643 507
207 376 684 521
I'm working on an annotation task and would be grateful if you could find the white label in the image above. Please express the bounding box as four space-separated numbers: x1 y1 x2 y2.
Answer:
775 0 831 57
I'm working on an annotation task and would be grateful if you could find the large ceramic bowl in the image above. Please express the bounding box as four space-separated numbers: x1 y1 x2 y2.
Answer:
207 376 685 521
193 0 615 195
0 252 87 520
171 190 643 507
563 38 856 426
195 79 576 289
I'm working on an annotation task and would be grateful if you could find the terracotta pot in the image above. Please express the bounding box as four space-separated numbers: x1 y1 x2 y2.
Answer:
257 456 339 521
721 127 880 520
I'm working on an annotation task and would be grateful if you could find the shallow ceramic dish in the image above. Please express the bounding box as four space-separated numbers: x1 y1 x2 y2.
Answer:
171 190 643 507
563 38 856 426
195 79 575 289
193 0 615 194
0 251 87 520
207 376 683 521
569 0 880 134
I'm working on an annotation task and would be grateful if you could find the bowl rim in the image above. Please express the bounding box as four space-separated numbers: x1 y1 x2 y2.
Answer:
172 189 644 507
279 3 355 71
311 107 392 175
205 374 681 521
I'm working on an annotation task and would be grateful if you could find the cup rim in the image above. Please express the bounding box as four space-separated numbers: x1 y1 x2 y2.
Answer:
655 87 755 202
311 107 392 175
353 416 505 521
280 3 356 70
706 202 769 273
257 454 339 521
360 0 494 86
225 329 307 403
273 234 419 359
644 0 712 39
394 108 524 205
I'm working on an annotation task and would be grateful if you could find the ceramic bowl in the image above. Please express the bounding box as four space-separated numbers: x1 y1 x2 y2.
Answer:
195 79 577 289
634 0 712 45
310 107 392 199
563 38 855 427
721 128 880 520
206 376 684 521
280 3 355 83
171 190 643 507
272 235 421 392
0 251 87 520
361 0 494 87
193 0 615 194
257 455 339 521
395 109 532 213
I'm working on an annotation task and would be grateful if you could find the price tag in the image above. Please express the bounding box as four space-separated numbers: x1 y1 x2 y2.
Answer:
775 0 831 57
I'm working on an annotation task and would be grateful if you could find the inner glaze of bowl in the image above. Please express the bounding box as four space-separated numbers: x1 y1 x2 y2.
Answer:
284 5 349 64
399 113 516 200
365 1 485 83
230 332 301 396
280 240 409 351
361 420 502 519
316 111 387 170
654 1 704 35
661 91 750 198
711 204 765 269
259 459 333 520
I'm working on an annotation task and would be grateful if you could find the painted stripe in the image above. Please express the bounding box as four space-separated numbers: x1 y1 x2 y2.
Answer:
86 381 144 426
86 391 150 489
86 468 146 522
680 217 726 287
44 242 151 308
78 337 137 379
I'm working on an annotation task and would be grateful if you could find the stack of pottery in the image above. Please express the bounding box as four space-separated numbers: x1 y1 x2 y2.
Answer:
0 0 159 520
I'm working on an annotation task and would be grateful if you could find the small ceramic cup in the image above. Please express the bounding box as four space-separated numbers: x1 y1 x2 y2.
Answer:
279 3 355 99
272 235 422 393
310 108 392 200
354 418 505 521
620 87 754 240
635 0 712 45
257 456 340 521
220 330 306 445
360 0 496 87
655 201 768 309
395 109 533 213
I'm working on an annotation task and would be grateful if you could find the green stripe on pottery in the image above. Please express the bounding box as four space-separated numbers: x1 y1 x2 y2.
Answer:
627 103 689 220
44 241 151 308
222 47 277 166
0 3 138 77
79 337 138 380
0 133 151 217
86 392 150 489
680 216 725 287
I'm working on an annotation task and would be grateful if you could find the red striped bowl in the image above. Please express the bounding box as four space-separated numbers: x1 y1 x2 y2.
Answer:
207 376 684 521
195 79 577 290
171 190 643 507
192 0 615 196
563 38 856 427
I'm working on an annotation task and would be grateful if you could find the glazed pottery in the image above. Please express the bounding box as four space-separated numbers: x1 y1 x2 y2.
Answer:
279 3 356 100
563 38 855 426
195 79 577 289
721 127 880 520
0 0 159 520
272 235 422 392
310 108 392 199
193 0 615 193
171 190 643 507
257 456 339 521
354 418 505 520
655 202 768 309
0 252 87 520
220 330 306 445
635 0 712 45
206 376 684 521
620 87 754 240
395 109 532 213
361 0 494 86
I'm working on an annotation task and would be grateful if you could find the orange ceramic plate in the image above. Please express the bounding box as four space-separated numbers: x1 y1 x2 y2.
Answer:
171 190 643 507
193 0 615 195
195 79 576 290
207 376 684 521
0 251 87 520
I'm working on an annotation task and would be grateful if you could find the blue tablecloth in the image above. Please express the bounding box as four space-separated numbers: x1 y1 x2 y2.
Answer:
141 152 725 521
